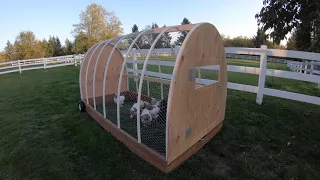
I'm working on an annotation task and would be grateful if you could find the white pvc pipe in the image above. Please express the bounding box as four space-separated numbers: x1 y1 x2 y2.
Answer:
85 42 103 104
102 35 130 121
137 26 176 143
92 39 114 110
79 43 100 100
132 48 139 91
140 35 176 99
116 29 152 142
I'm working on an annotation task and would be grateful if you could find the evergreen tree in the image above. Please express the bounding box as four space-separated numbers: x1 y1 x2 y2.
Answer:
175 18 191 46
63 38 73 55
132 24 139 33
129 24 143 49
55 37 63 56
161 25 172 48
47 36 56 57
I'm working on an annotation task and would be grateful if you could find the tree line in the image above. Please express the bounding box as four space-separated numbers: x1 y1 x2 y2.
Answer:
1 1 319 62
0 3 123 62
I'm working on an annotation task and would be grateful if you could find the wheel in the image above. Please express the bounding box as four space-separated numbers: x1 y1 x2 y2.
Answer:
78 100 85 112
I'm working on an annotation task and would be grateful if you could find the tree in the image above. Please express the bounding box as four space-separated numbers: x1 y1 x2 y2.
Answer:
45 36 63 57
129 24 143 49
72 3 123 48
4 40 17 60
0 51 6 62
255 0 320 52
175 18 191 46
161 25 172 48
13 31 44 59
63 38 73 55
252 28 268 48
286 34 296 50
73 32 89 54
39 39 49 57
132 24 139 33
46 36 56 57
55 37 63 56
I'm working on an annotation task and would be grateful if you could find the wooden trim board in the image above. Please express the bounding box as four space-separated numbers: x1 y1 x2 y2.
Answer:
83 102 222 173
125 73 171 84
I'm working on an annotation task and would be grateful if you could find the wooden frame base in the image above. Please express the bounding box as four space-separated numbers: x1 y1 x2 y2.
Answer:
84 102 223 173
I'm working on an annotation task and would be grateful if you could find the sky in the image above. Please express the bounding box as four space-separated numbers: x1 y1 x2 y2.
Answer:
0 0 267 50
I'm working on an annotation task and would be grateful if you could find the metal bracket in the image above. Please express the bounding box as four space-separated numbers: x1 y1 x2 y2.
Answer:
189 68 196 81
186 128 192 138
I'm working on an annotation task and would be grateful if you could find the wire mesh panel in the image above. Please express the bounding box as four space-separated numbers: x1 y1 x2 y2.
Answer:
92 26 192 157
136 32 178 156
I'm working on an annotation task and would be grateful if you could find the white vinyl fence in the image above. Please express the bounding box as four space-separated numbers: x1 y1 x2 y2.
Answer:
121 47 320 106
0 54 83 75
0 47 319 106
287 61 320 75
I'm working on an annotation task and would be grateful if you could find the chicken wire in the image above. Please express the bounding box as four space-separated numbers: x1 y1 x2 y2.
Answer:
93 29 188 157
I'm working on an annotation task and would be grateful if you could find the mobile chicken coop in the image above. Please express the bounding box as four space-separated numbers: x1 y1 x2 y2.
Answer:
78 23 227 173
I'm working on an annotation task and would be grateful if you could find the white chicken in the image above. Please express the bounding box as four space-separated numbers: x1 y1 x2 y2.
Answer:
130 101 147 119
114 93 125 107
140 104 160 126
151 98 158 105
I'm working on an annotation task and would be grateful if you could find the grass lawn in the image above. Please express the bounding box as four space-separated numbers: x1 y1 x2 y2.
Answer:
226 58 289 70
0 66 320 180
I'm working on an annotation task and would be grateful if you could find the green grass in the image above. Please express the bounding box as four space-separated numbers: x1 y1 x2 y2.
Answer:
0 66 320 180
226 58 289 70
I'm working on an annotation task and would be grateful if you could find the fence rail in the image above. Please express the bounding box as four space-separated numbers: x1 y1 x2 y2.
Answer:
0 47 319 106
0 54 83 75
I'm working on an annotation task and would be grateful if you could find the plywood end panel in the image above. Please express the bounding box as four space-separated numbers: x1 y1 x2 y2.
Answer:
167 23 227 164
80 43 128 104
104 47 128 96
80 43 99 102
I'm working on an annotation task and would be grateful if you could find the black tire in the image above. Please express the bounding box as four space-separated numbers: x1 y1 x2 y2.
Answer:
78 100 85 112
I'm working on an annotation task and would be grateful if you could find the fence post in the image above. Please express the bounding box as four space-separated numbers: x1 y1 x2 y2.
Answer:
43 57 46 69
73 54 77 66
174 45 180 58
18 60 22 73
304 60 307 74
256 53 267 105
310 61 314 75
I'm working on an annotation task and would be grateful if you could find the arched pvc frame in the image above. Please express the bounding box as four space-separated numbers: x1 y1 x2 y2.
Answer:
128 38 154 93
165 23 202 161
140 35 177 99
136 26 176 143
85 42 104 103
91 38 114 110
92 36 135 110
116 29 153 129
79 43 100 100
102 34 133 120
